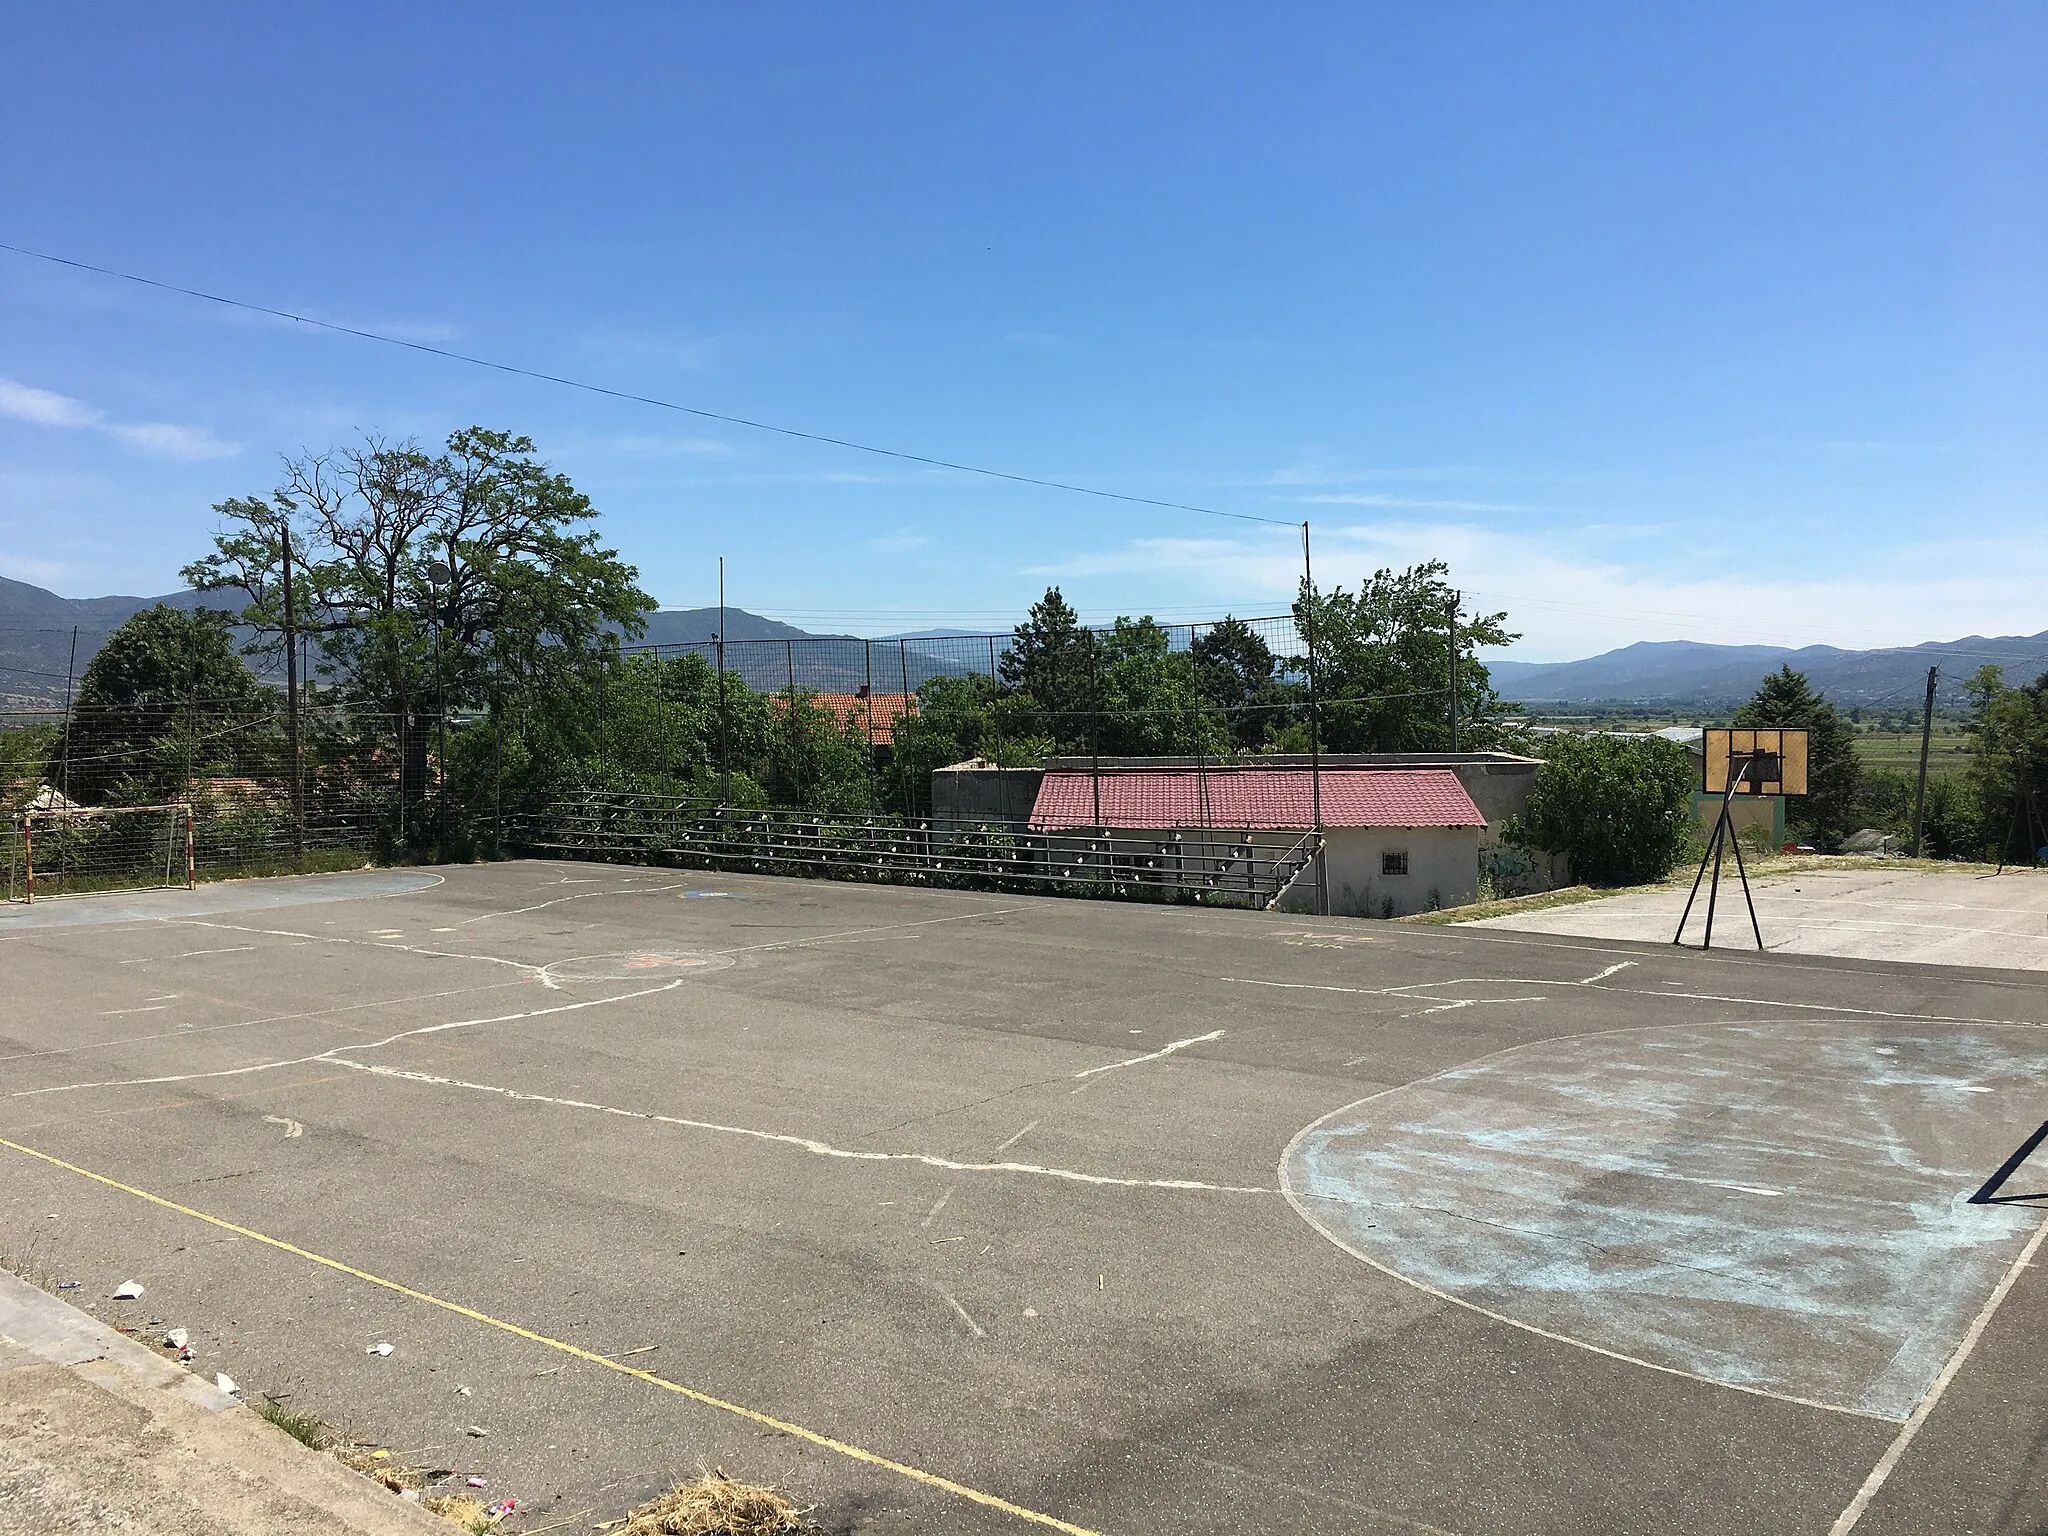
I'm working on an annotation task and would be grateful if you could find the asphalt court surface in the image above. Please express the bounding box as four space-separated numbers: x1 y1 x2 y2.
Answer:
3 861 2046 1535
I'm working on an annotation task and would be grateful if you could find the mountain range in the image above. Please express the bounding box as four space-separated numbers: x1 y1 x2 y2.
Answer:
3 575 2042 713
1489 634 2048 710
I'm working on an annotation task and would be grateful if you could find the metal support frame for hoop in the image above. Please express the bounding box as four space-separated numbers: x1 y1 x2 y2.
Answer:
1674 754 1765 951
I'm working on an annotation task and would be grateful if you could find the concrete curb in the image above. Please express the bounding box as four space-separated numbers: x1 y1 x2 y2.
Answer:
0 1269 454 1535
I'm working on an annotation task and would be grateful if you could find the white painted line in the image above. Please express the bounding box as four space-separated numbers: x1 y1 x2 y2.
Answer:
716 905 1026 956
1826 1214 2048 1534
262 1115 304 1139
991 1119 1040 1154
119 946 259 964
1074 1030 1223 1080
940 1291 986 1339
0 979 527 1066
99 1005 168 1016
1580 961 1636 983
920 1187 955 1229
10 979 689 1099
332 1060 1275 1194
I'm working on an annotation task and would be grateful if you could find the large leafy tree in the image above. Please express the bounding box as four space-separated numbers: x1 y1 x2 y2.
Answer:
57 606 273 804
1094 617 1230 757
1509 733 1697 885
997 587 1099 753
1293 561 1517 752
1733 666 1861 850
1191 616 1294 751
1964 665 2048 863
187 428 654 835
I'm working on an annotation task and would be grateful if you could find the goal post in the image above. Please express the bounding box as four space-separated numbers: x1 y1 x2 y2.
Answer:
8 802 196 904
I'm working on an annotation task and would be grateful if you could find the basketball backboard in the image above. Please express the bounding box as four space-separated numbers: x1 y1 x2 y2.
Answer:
1703 727 1808 796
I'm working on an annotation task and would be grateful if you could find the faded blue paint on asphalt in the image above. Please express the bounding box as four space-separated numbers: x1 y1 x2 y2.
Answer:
1285 1022 2046 1418
0 869 440 930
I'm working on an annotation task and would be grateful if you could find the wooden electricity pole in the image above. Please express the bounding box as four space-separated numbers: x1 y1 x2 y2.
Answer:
1910 666 1938 857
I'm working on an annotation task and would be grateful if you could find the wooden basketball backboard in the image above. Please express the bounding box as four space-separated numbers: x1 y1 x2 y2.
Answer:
1704 727 1808 796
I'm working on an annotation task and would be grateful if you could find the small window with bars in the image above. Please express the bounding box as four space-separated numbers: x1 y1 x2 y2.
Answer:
1382 849 1409 876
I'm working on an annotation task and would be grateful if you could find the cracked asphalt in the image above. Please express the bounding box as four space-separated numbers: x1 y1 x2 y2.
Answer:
2 860 2045 1535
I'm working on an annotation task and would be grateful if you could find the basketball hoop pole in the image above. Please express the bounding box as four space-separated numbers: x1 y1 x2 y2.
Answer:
1675 754 1764 950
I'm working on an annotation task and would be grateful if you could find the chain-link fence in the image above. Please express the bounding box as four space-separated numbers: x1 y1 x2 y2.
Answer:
4 608 1493 905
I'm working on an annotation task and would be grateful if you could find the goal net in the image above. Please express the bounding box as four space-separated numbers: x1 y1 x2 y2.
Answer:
5 803 193 903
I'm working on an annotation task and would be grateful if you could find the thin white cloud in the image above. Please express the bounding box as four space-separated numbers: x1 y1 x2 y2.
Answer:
1295 493 1539 512
869 528 929 554
0 378 102 429
1026 520 2048 662
106 422 240 461
573 328 713 370
0 550 71 585
0 376 238 460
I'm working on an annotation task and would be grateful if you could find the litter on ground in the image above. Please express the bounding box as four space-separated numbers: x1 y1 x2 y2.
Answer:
215 1373 239 1396
162 1327 189 1348
367 1341 394 1356
112 1281 143 1300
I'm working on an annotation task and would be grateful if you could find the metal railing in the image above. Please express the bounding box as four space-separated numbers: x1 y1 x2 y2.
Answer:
518 793 1322 909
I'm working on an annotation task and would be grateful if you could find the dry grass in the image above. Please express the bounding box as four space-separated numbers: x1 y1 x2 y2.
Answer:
616 1470 805 1535
422 1492 493 1530
1399 884 1614 925
331 1443 424 1494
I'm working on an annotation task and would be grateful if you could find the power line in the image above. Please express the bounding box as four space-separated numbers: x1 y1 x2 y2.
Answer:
0 241 1297 530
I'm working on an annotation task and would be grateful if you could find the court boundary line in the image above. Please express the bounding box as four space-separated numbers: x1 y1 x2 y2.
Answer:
1275 1016 2048 1424
1824 1213 2048 1534
0 1133 1104 1536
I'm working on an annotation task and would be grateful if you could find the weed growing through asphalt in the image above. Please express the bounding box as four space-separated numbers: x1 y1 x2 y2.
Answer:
255 1397 332 1450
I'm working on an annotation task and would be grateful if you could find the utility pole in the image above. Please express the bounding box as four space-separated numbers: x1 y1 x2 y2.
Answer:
1910 665 1938 857
280 515 304 860
1447 589 1461 754
57 625 78 805
1302 522 1326 916
716 557 730 806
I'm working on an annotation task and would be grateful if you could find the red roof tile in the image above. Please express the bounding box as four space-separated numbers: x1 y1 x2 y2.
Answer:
774 692 916 745
1027 768 1484 831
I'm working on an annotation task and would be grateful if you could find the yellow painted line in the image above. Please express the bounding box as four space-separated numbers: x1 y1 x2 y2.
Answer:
0 1133 1103 1536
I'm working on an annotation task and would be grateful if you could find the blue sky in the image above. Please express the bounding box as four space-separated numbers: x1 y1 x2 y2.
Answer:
2 3 2044 660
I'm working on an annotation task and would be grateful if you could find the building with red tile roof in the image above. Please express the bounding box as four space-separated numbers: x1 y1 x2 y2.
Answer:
1026 765 1484 918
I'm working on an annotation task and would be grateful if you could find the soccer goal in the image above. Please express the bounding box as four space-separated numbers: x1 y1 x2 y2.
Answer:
5 803 195 903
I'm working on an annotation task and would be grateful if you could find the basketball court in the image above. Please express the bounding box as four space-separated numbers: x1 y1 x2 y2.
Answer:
3 861 2045 1534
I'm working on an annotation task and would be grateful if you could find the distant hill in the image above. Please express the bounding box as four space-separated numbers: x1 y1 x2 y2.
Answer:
0 581 979 705
0 577 219 707
1492 633 2048 709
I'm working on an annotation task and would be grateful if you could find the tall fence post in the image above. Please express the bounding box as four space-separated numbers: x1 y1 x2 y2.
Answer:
899 641 914 818
185 806 196 890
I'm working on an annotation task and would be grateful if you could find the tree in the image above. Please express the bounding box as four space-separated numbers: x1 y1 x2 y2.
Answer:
1733 666 1861 851
1964 665 2048 863
1293 561 1518 752
58 606 273 803
1094 617 1230 758
188 428 654 842
886 674 1051 815
1191 617 1294 751
1508 733 1697 885
998 587 1099 753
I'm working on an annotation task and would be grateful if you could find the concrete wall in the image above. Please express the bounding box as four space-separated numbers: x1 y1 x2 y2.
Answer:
931 761 1046 829
1275 826 1480 919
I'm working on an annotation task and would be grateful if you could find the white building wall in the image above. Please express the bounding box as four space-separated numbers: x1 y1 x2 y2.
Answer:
1274 826 1479 918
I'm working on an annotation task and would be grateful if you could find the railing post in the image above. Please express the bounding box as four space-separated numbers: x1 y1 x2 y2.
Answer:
185 806 196 890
